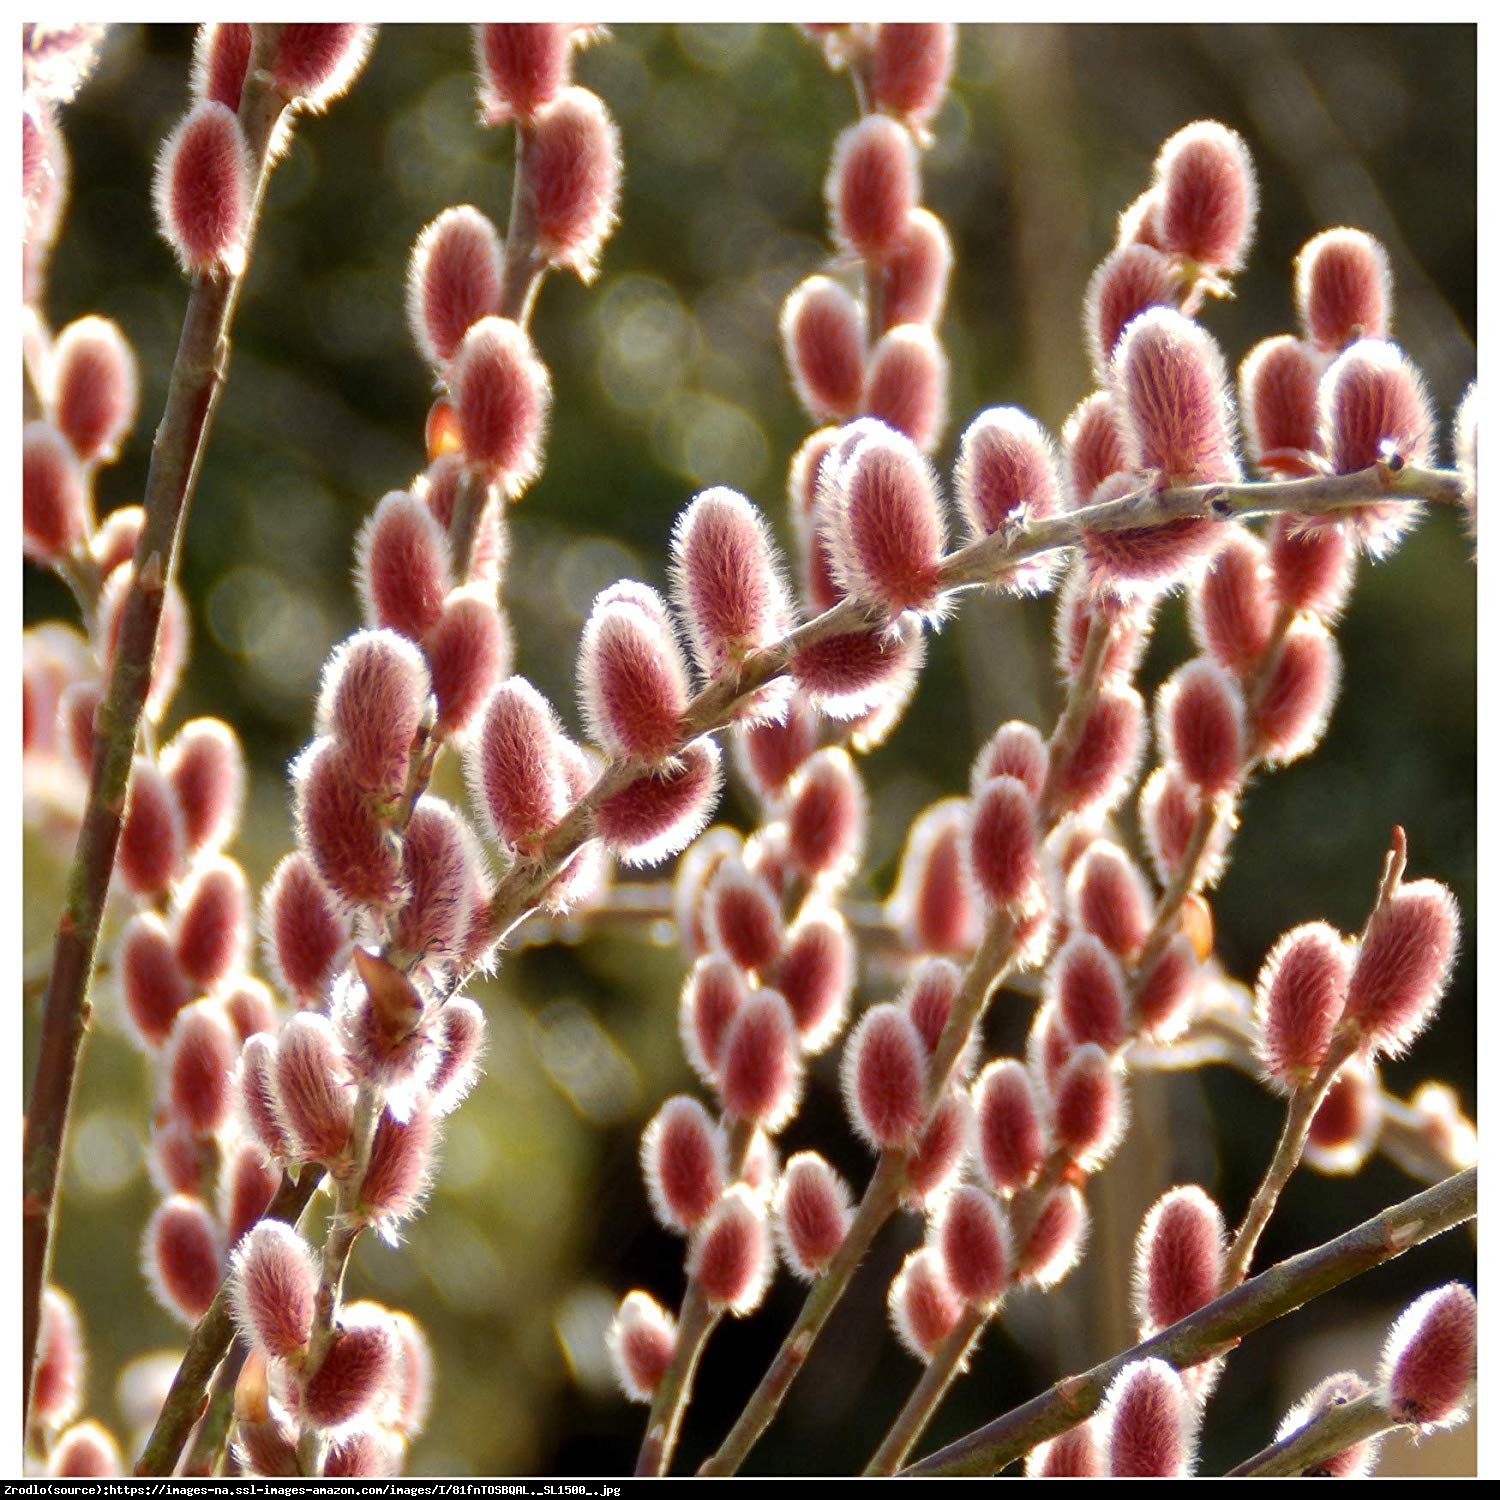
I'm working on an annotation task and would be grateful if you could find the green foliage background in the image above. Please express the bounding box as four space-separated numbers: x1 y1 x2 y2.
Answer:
24 22 1475 1476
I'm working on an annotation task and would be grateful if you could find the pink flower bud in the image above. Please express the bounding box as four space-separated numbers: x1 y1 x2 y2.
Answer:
474 23 574 122
237 1032 288 1159
1052 933 1129 1052
220 1135 279 1243
1020 1183 1089 1288
273 1012 355 1163
229 1221 316 1359
392 800 480 967
1239 335 1323 476
355 492 453 641
1136 937 1200 1042
775 1151 852 1279
863 325 948 454
302 1307 397 1437
577 584 691 761
879 208 953 328
704 859 782 974
234 1409 299 1478
165 998 239 1137
46 1421 122 1478
425 587 513 738
420 458 507 583
1050 683 1146 815
1062 391 1130 507
143 1195 224 1325
426 996 486 1117
385 1310 434 1439
90 504 143 576
718 990 802 1130
1067 841 1151 959
671 487 791 677
270 24 373 106
162 718 244 855
191 23 251 111
149 1116 207 1198
889 1248 962 1362
790 621 925 720
117 758 186 896
842 1002 927 1150
324 1430 401 1478
828 115 919 260
736 698 818 804
32 1286 83 1432
1138 763 1229 890
1296 227 1391 352
1028 1000 1075 1097
967 775 1043 912
260 852 350 1008
172 856 250 990
1053 568 1154 688
119 913 192 1048
1254 617 1341 765
339 954 429 1101
359 1102 437 1230
1118 185 1165 249
775 909 853 1053
824 424 946 613
679 955 747 1085
641 1096 725 1233
1343 878 1459 1056
898 956 972 1070
674 826 742 959
1153 120 1257 273
1050 1043 1126 1168
741 1128 779 1197
608 1291 676 1403
1102 1358 1197 1476
784 748 865 885
871 23 955 132
527 87 621 280
22 422 87 564
450 316 550 497
292 739 404 910
51 315 137 463
1379 1283 1476 1429
781 275 866 422
935 1183 1010 1307
1086 245 1181 380
1132 1185 1225 1335
153 101 250 276
889 800 980 956
690 1185 772 1315
1276 1373 1382 1477
954 406 1065 585
973 1058 1044 1193
1158 658 1246 796
316 629 432 801
1026 1425 1103 1477
465 677 571 855
1113 307 1239 485
1304 1059 1381 1175
1269 515 1353 619
972 721 1048 803
904 1089 970 1207
1189 527 1273 673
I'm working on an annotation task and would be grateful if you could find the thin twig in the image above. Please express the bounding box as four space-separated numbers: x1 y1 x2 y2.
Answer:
1227 1388 1396 1477
181 1337 249 1477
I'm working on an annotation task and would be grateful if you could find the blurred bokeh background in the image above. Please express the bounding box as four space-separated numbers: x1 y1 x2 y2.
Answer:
23 21 1474 1477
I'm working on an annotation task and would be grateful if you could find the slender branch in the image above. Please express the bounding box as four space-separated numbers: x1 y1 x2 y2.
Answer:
903 1166 1475 1475
181 1337 249 1477
23 39 294 1430
1227 1388 1396 1477
497 122 546 325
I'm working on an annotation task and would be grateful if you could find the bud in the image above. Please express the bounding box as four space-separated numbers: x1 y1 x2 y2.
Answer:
1138 762 1230 890
292 739 404 910
718 990 802 1130
1086 245 1181 380
1275 1373 1382 1478
165 999 239 1137
1026 1426 1103 1478
972 721 1048 803
608 1291 676 1403
1295 227 1391 352
870 23 955 133
149 1116 207 1198
889 800 981 955
1158 658 1246 796
32 1286 83 1433
119 914 192 1048
1379 1283 1476 1430
775 1152 852 1279
143 1195 224 1325
22 422 88 564
171 857 250 991
954 407 1065 589
1050 1044 1126 1168
220 1135 280 1242
237 1033 288 1159
782 749 865 887
340 956 430 1104
880 208 953 328
824 424 946 614
261 852 351 1008
191 23 250 111
1062 391 1130 507
935 1183 1010 1307
153 101 250 276
671 487 790 678
425 587 513 738
863 325 948 454
407 208 504 374
1135 937 1200 1042
790 621 924 720
842 1003 927 1150
690 1185 772 1315
1052 933 1129 1052
641 1096 725 1233
51 316 138 463
392 800 480 966
273 1012 355 1163
46 1422 122 1478
302 1307 397 1437
1343 878 1459 1057
899 957 972 1070
1254 617 1341 765
904 1089 970 1207
678 955 747 1085
1153 119 1257 273
973 1058 1044 1193
1239 335 1323 475
162 718 244 856
577 585 690 762
1269 515 1354 619
117 758 186 897
776 909 853 1053
426 996 486 1118
828 114 919 260
269 24 374 107
465 678 572 855
704 859 782 974
967 775 1043 912
1102 1358 1196 1476
359 1101 437 1230
1067 841 1151 959
781 275 866 422
1189 527 1273 673
527 87 621 280
450 317 551 497
889 1247 962 1362
1132 1185 1225 1336
1304 1059 1381 1175
90 504 144 576
1021 1183 1089 1288
229 1222 316 1359
355 492 453 641
1050 683 1146 815
474 22 574 122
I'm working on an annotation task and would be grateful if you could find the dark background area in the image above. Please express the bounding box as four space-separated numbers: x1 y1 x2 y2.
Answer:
23 23 1475 1476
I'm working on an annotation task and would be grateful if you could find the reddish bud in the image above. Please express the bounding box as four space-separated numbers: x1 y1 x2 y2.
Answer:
302 1307 397 1437
790 621 925 721
237 1033 288 1159
407 206 502 371
1379 1283 1476 1430
474 23 573 122
1296 228 1391 352
690 1185 772 1315
22 422 87 563
47 1422 122 1479
608 1292 676 1403
1189 527 1274 673
191 23 250 111
775 1151 853 1279
1138 763 1228 890
393 800 480 966
890 799 981 955
1118 188 1165 251
427 996 486 1117
260 852 350 1008
119 913 191 1048
784 748 866 885
293 739 404 910
955 407 1065 592
270 24 373 106
578 584 690 761
1053 567 1153 684
359 1102 437 1230
1153 120 1257 273
1158 658 1246 796
1239 335 1323 475
1305 1059 1381 1175
776 909 853 1053
736 698 818 805
936 1184 1010 1307
842 1002 927 1150
32 1286 84 1433
465 677 571 855
1026 1426 1103 1478
718 989 802 1130
973 1059 1044 1193
165 999 239 1137
220 1136 280 1243
149 1116 207 1198
117 758 186 896
899 957 973 1072
1132 1185 1225 1335
781 275 866 422
828 115 918 260
1276 1373 1382 1478
89 504 144 576
527 86 621 280
967 775 1043 912
273 1012 355 1163
641 1096 725 1233
1050 1044 1126 1168
704 859 782 974
1067 840 1151 959
172 857 249 990
153 101 250 275
161 718 244 856
889 1247 962 1362
1050 682 1146 815
356 491 453 641
1343 878 1459 1057
880 208 953 328
904 1089 970 1208
229 1222 316 1359
1135 937 1200 1042
1052 933 1129 1052
450 317 550 496
1086 245 1181 380
972 721 1047 803
51 315 138 463
1268 514 1354 619
1021 1183 1089 1288
863 324 948 454
1102 1358 1196 1476
1062 391 1130 507
1254 617 1341 764
420 457 507 583
871 23 955 133
425 586 513 737
98 568 190 721
143 1195 224 1325
678 955 747 1085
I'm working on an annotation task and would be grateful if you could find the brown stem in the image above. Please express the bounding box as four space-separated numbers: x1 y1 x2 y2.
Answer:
903 1165 1475 1475
1227 1388 1397 1477
182 1337 249 1477
23 42 294 1432
634 1282 718 1478
498 122 546 326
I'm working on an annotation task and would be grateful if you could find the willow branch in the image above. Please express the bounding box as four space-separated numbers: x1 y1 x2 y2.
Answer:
903 1166 1475 1476
1228 1388 1399 1476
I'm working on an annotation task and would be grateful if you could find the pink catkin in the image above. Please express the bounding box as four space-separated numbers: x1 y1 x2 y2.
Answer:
117 758 186 897
1254 618 1341 764
974 721 1048 802
359 1102 437 1227
1049 1044 1126 1167
356 492 453 642
475 23 574 122
781 275 866 422
785 748 865 883
775 1152 852 1278
1067 840 1151 959
828 115 919 260
641 1096 724 1233
143 1196 224 1325
51 315 138 463
1239 336 1323 475
292 739 404 910
717 990 801 1130
889 1248 963 1361
1103 1358 1196 1476
1026 1425 1103 1478
173 856 249 989
237 1034 289 1160
270 24 372 105
1051 683 1145 815
899 957 969 1066
679 956 747 1084
1159 658 1246 796
229 1222 316 1358
162 718 244 855
870 23 955 132
842 1003 927 1150
191 23 250 112
1051 933 1129 1052
391 799 479 965
1276 1373 1382 1478
1085 244 1181 380
608 1292 676 1403
1132 1185 1225 1335
153 101 249 275
526 87 621 280
880 209 952 328
165 999 239 1137
302 1311 396 1436
704 860 782 974
775 910 852 1053
47 1423 122 1479
1153 119 1257 273
1020 1183 1088 1288
967 775 1042 912
891 800 980 955
1379 1283 1476 1429
1256 922 1360 1089
974 1058 1045 1193
863 325 948 454
120 913 192 1047
904 1090 969 1206
577 585 690 761
407 205 506 367
690 1187 771 1315
451 317 550 495
790 622 923 720
1062 391 1130 507
465 678 571 855
220 1136 279 1242
273 1012 355 1163
425 587 513 737
32 1287 83 1431
1189 527 1273 673
1295 227 1391 352
936 1184 1010 1307
1268 514 1353 619
262 852 350 1007
427 997 487 1117
737 698 818 802
1305 1060 1382 1173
